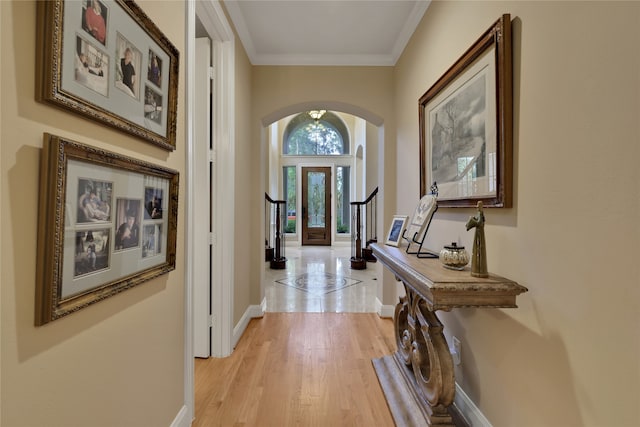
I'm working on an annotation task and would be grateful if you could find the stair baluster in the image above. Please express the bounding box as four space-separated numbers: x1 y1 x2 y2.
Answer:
265 193 287 269
350 187 378 269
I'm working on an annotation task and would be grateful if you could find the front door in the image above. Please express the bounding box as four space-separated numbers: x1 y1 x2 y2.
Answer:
302 167 331 245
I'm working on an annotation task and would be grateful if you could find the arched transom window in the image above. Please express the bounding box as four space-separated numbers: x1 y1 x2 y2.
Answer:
283 111 349 155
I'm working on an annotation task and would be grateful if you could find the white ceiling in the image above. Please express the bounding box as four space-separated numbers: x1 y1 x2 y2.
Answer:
223 0 431 66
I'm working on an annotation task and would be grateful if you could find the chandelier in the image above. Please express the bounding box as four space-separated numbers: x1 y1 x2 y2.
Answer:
308 110 326 121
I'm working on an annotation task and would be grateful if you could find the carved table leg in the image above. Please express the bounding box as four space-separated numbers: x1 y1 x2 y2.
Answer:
394 284 456 425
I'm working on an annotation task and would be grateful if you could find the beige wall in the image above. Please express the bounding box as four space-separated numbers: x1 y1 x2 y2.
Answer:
365 121 378 196
395 1 639 426
1 1 186 426
233 34 254 325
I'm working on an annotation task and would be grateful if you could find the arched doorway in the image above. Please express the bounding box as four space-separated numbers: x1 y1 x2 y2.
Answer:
260 104 385 311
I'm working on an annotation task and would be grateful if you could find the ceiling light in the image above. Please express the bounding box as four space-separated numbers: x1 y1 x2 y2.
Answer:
308 110 326 120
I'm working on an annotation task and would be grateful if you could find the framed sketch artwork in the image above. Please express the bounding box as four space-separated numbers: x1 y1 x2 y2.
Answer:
36 0 179 151
35 133 179 325
419 14 513 207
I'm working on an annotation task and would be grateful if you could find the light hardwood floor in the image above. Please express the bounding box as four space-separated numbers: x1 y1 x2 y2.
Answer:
194 313 397 426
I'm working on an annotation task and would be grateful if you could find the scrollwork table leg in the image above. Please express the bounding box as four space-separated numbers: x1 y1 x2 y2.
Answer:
394 283 456 426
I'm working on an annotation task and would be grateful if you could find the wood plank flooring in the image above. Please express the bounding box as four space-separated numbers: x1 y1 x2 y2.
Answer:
194 313 397 427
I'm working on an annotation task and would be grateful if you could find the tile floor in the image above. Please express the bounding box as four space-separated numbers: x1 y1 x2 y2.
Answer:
263 245 380 313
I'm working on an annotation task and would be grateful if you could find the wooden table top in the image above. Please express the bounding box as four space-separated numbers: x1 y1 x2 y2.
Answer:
371 243 528 311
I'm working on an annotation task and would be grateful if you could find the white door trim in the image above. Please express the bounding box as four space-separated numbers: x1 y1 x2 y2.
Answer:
201 1 235 358
185 0 235 421
193 36 211 358
184 2 196 421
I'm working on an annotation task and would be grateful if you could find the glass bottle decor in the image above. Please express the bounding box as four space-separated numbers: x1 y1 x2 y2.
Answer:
439 242 470 270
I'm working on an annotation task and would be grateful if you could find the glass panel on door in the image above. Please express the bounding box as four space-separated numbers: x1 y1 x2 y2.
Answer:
307 172 326 228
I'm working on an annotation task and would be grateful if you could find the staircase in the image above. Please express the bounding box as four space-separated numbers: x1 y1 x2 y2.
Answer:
350 187 378 270
265 193 286 269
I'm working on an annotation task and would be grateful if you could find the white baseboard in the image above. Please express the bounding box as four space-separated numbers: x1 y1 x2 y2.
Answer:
232 304 264 348
170 405 190 427
375 298 395 318
455 383 492 427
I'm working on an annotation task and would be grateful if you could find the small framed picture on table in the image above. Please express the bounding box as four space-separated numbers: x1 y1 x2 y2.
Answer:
385 215 408 247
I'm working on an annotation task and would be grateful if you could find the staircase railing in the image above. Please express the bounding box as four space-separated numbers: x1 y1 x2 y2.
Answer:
265 193 286 269
350 187 378 269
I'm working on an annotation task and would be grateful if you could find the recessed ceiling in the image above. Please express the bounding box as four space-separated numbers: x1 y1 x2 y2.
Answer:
223 0 431 66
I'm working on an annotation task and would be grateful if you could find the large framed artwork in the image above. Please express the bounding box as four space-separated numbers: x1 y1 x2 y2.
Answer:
419 14 512 207
35 133 179 325
36 0 179 151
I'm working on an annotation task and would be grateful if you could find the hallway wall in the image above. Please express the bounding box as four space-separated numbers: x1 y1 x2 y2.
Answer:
365 121 379 197
1 1 186 425
394 1 639 426
233 32 254 326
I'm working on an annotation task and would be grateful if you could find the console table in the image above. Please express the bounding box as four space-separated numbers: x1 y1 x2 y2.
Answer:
370 243 528 426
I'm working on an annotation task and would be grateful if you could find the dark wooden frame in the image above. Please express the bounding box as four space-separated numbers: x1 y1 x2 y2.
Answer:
35 133 179 325
419 14 512 207
36 0 179 151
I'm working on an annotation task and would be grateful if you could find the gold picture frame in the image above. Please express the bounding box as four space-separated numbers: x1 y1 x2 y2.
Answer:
35 133 179 325
419 14 513 207
36 0 179 151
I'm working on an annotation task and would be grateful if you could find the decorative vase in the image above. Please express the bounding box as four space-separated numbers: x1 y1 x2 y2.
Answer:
439 242 470 270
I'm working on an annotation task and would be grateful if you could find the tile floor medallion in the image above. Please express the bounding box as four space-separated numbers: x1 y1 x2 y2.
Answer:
264 245 380 313
276 273 362 295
